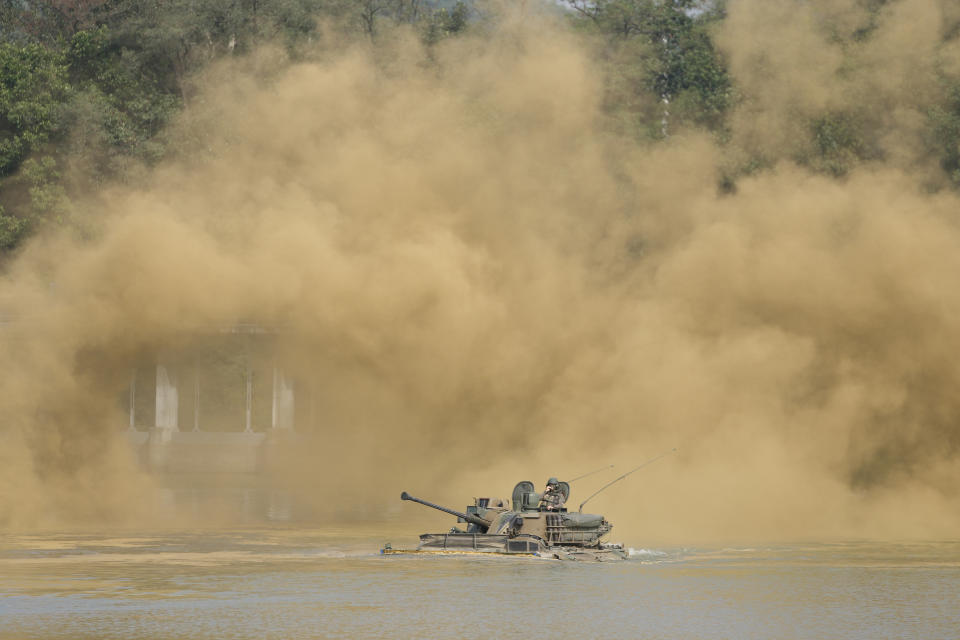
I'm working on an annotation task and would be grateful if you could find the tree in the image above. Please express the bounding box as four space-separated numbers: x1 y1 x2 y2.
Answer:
2 0 108 44
0 42 69 177
422 1 469 45
0 0 484 256
0 43 72 250
358 0 392 37
564 0 731 136
929 85 960 189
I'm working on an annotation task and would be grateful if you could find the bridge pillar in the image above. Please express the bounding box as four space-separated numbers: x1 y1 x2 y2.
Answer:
128 369 137 430
192 369 200 432
155 364 179 431
147 364 179 472
244 365 253 433
272 367 294 430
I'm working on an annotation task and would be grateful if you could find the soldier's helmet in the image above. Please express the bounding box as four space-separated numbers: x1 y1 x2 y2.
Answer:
547 477 559 486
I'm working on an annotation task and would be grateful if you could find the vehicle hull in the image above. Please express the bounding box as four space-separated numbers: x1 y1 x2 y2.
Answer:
381 532 627 561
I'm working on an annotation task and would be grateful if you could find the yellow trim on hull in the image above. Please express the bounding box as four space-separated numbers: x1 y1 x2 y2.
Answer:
381 548 539 557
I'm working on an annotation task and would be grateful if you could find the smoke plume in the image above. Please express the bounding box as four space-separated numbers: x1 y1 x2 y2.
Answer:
2 1 960 542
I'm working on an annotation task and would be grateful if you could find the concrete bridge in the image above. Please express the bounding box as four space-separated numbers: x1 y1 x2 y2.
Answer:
122 324 310 474
2 313 308 474
126 361 298 474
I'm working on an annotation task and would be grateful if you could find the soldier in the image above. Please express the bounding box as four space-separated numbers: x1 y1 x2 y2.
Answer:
540 477 566 511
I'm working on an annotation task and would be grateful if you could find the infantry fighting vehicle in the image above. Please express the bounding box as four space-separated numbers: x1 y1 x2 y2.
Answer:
384 479 628 561
383 451 676 561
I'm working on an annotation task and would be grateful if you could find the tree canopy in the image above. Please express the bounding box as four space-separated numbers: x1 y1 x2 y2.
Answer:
2 0 960 254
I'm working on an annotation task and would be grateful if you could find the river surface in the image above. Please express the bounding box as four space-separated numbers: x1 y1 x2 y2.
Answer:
0 530 957 639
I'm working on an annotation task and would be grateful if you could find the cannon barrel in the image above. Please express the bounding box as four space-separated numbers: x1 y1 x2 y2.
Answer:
400 491 492 530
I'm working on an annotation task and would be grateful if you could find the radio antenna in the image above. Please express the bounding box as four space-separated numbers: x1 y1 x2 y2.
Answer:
578 448 677 512
569 464 614 483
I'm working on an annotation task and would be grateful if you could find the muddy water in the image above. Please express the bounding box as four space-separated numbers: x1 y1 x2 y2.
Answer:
1 531 958 639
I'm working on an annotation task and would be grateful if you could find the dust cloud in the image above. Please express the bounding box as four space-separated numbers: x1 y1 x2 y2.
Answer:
2 1 960 543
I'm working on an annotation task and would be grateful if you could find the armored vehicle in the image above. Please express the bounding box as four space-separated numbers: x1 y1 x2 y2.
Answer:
384 479 628 561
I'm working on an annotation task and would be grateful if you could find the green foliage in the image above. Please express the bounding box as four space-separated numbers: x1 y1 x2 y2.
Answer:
423 1 470 45
20 156 69 222
8 0 960 259
443 1 469 35
65 26 179 168
929 84 960 189
341 0 471 40
0 41 73 251
0 204 29 250
0 0 487 256
660 25 731 130
806 112 867 178
0 155 71 251
565 0 731 136
0 42 70 176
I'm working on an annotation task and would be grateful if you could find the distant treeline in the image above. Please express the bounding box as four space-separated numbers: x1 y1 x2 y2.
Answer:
2 0 960 254
0 0 472 252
